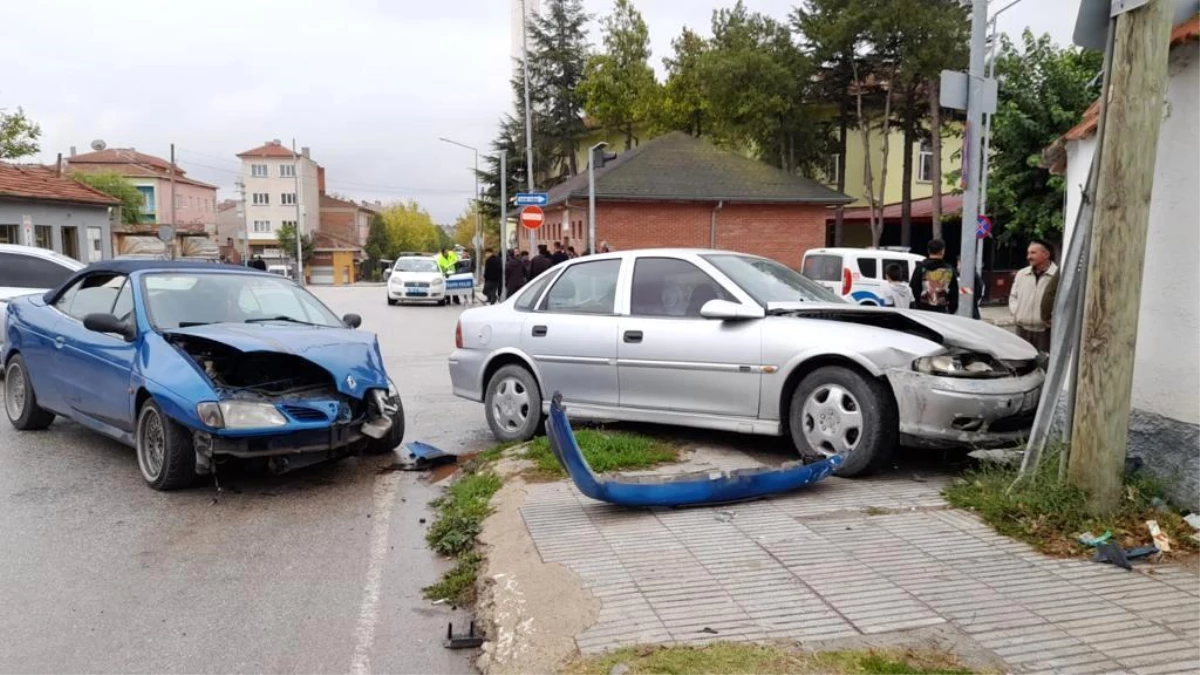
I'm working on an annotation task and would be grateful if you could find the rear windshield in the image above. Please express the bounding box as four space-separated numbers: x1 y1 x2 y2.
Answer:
802 254 843 282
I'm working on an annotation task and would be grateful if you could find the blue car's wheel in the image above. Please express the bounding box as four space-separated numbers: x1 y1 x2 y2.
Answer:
136 400 196 491
4 355 55 431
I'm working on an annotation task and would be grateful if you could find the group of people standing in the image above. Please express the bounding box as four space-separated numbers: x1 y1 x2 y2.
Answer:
479 239 611 305
889 237 1059 354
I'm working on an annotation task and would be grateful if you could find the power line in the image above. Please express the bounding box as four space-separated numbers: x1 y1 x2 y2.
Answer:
177 156 473 196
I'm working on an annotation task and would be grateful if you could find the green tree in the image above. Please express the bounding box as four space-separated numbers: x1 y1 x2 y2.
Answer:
276 222 313 263
70 171 144 226
988 30 1102 240
0 107 40 159
654 27 711 137
364 213 393 270
451 204 500 252
528 0 592 177
381 200 443 255
578 0 660 150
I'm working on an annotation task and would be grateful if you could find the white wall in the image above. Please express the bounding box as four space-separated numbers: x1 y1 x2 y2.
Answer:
1061 134 1097 254
1132 43 1199 424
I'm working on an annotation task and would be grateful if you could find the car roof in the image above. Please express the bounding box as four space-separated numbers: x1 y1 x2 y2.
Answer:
42 259 275 303
805 247 923 258
0 243 88 267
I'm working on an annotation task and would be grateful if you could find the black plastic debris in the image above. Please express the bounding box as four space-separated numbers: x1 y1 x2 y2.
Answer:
444 621 484 649
700 627 719 634
1093 542 1133 570
408 441 457 469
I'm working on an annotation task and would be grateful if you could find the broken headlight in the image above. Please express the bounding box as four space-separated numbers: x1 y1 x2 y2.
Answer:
195 401 288 429
387 378 399 399
913 351 1009 378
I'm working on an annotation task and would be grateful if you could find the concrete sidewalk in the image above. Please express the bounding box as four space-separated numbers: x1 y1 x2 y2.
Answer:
512 461 1199 674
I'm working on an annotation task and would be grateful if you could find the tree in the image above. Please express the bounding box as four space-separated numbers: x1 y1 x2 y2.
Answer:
528 0 592 177
276 222 313 263
578 0 660 150
451 203 501 252
364 213 393 269
70 171 144 226
381 200 443 255
987 30 1102 240
0 107 40 160
655 28 711 137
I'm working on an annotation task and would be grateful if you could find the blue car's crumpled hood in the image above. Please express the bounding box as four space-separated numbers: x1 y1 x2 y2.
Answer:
163 323 389 399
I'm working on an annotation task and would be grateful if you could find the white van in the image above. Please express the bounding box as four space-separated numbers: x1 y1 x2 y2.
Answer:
801 247 925 306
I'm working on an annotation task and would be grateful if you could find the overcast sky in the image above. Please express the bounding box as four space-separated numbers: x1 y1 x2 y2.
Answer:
0 0 1080 224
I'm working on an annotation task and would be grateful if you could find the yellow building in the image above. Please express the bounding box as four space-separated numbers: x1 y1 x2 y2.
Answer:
824 123 963 208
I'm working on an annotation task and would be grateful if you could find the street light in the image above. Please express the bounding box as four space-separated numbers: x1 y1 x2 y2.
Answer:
588 142 617 255
438 137 482 274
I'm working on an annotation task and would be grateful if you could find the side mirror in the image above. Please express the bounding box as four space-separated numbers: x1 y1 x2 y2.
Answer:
343 313 362 329
84 313 135 341
699 299 765 321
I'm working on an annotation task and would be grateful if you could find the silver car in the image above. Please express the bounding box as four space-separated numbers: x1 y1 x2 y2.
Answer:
448 249 1043 476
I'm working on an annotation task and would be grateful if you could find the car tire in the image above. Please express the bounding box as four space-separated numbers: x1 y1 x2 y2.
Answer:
4 355 55 431
365 396 406 455
484 364 542 443
387 297 397 306
136 399 196 491
788 365 897 478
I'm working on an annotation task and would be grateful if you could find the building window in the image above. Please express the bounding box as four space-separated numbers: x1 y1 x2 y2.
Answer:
253 220 271 233
281 193 297 206
281 220 297 230
136 185 155 213
280 164 295 178
917 141 933 183
0 224 16 244
35 225 52 250
252 193 270 205
824 154 840 185
251 164 268 177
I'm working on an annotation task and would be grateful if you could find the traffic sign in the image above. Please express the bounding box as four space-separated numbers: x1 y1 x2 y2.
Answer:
976 214 993 239
515 192 548 206
519 205 545 230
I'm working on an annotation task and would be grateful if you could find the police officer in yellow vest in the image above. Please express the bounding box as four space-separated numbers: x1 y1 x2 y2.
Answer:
436 248 461 305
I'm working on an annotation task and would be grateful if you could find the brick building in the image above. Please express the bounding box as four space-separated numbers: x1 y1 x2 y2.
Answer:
521 132 851 268
311 193 369 285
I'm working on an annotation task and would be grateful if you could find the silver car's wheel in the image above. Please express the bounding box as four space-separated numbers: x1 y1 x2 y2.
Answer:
4 356 55 430
137 405 166 482
788 365 897 477
801 384 863 457
484 364 543 442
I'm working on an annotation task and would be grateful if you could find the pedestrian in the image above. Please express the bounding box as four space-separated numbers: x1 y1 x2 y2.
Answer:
882 263 914 309
505 249 528 296
909 239 959 314
599 241 612 254
436 247 461 305
1040 270 1059 330
482 248 501 305
1009 238 1058 353
567 245 578 259
530 245 553 278
250 255 267 271
550 241 569 266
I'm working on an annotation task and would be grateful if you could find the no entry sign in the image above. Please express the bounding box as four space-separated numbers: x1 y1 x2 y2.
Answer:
519 205 544 230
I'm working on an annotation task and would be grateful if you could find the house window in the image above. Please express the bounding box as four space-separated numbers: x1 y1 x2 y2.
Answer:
917 141 933 183
281 220 297 230
136 185 155 213
280 164 295 178
0 224 16 244
281 193 297 206
253 220 272 233
825 154 840 185
35 225 52 250
252 193 270 205
251 164 268 177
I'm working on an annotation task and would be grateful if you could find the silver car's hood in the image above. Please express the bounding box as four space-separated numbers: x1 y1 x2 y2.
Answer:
767 302 1036 360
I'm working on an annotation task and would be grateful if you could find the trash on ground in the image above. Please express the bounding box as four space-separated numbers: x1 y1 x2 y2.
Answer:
544 392 839 508
1078 530 1113 547
1146 520 1172 552
1093 542 1133 570
376 441 458 473
968 449 1023 465
1124 546 1160 559
443 621 484 649
714 510 736 522
700 627 719 634
911 473 928 483
1183 513 1200 530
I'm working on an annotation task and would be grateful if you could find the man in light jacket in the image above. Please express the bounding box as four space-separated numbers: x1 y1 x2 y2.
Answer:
1009 238 1058 353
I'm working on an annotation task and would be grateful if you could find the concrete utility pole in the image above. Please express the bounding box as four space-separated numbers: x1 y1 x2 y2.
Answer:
520 0 536 252
438 137 483 276
236 178 247 261
1069 0 1173 514
588 141 606 255
499 150 508 300
956 0 988 317
292 138 304 286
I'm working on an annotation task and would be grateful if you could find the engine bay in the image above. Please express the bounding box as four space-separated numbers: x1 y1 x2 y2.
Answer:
167 334 338 400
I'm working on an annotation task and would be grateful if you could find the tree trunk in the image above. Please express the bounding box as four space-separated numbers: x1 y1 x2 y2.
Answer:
900 80 917 248
834 98 848 247
873 63 897 248
625 122 634 151
928 77 944 240
853 59 878 244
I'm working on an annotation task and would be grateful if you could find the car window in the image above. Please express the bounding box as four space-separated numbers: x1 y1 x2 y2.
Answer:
143 273 342 329
883 258 912 282
111 280 134 321
55 273 127 320
514 273 553 312
856 257 878 279
631 258 734 318
705 254 843 305
0 252 79 289
393 258 439 273
801 254 842 282
537 260 620 315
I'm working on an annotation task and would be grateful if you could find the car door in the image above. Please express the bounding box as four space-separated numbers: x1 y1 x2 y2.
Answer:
617 256 762 418
521 258 621 408
54 273 139 431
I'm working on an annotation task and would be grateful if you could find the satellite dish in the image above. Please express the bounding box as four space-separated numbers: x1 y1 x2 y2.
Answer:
90 139 107 151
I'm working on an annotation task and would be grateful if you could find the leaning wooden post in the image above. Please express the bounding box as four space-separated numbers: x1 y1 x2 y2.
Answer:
1069 0 1174 514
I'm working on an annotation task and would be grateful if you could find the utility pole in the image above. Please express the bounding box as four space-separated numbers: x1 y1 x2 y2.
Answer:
169 143 177 260
438 137 483 277
292 138 304 286
588 142 605 256
499 150 508 300
956 0 987 317
236 178 247 262
520 0 536 252
1069 0 1173 514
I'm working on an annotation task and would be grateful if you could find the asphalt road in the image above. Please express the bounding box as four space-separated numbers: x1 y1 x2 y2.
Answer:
0 286 494 674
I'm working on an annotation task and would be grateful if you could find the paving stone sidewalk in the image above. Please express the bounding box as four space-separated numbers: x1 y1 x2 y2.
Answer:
519 469 1200 674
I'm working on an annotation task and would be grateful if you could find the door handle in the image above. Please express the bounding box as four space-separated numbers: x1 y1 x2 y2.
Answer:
54 335 66 349
623 330 643 344
531 325 548 337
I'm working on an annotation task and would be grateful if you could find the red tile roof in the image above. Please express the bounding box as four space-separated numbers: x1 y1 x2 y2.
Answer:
68 162 218 190
0 163 121 206
236 140 299 159
68 148 173 171
67 148 218 189
830 193 964 223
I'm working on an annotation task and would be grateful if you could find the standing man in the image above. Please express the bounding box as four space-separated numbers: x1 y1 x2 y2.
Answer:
436 247 461 305
530 245 553 278
482 248 501 305
1009 238 1058 353
550 241 569 266
909 239 959 314
505 249 527 297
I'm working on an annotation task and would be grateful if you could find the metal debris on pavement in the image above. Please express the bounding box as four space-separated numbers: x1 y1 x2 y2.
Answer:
443 620 484 649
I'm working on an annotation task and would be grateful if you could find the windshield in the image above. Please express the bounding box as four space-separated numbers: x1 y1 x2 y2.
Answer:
393 258 438 273
142 273 344 329
703 254 844 306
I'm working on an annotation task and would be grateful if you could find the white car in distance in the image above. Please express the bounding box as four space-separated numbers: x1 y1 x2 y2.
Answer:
386 256 446 305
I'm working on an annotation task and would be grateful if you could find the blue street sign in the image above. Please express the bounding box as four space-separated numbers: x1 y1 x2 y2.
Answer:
514 192 548 206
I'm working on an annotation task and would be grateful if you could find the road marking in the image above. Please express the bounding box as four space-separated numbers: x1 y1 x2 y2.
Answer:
350 471 401 675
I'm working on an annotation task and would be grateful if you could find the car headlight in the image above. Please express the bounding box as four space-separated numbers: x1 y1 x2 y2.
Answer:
913 352 1007 378
196 401 288 429
387 378 398 398
431 278 444 286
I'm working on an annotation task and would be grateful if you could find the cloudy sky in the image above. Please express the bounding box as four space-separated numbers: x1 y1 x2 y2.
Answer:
1 0 1080 224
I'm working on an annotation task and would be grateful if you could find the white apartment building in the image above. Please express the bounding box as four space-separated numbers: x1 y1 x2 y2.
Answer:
236 139 322 261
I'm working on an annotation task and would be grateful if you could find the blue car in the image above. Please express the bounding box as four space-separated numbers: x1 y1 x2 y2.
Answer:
2 261 405 490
